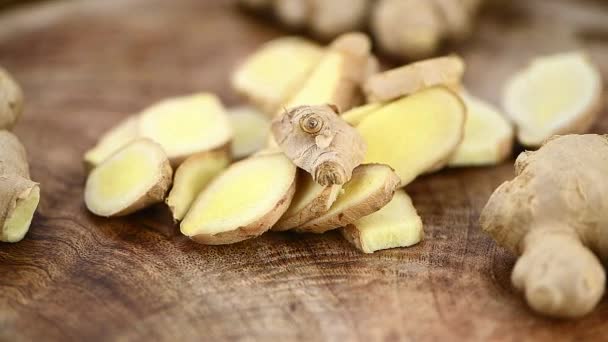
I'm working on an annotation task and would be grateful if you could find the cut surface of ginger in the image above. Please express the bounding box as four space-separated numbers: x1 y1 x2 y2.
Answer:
166 151 229 222
85 139 172 217
228 106 271 159
273 172 341 231
503 52 603 147
181 153 296 244
296 163 400 234
341 190 423 253
83 116 139 170
139 93 232 164
2 185 40 243
232 37 323 114
357 86 466 186
342 102 383 126
449 91 513 166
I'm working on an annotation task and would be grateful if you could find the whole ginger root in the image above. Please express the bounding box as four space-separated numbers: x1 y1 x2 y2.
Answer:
272 104 366 186
480 134 608 318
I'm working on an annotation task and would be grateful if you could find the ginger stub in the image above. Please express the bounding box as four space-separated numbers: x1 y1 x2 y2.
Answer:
232 37 323 115
165 150 229 222
502 52 603 147
295 163 400 234
85 138 173 217
449 91 513 167
356 86 466 187
341 190 423 253
181 153 296 245
0 131 40 243
480 134 608 318
0 67 24 130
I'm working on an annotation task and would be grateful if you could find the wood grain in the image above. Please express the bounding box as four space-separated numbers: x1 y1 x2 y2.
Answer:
0 0 607 340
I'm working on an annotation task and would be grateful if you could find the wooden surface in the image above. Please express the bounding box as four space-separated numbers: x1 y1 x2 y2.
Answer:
1 0 608 341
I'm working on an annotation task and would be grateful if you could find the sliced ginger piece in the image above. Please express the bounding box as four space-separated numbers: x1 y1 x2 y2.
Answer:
83 116 139 171
0 131 40 243
84 138 172 217
295 163 399 234
341 190 423 253
181 153 296 245
281 33 371 115
165 150 230 222
139 93 232 165
364 55 465 102
449 91 514 166
503 52 603 147
342 102 383 126
273 171 341 231
232 37 323 114
357 86 466 186
228 106 271 159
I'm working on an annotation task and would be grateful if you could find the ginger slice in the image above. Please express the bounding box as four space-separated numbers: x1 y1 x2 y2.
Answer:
83 116 139 171
228 106 271 159
363 55 465 102
295 163 399 234
139 93 232 165
341 190 423 253
449 91 514 166
357 86 466 186
0 67 24 130
281 33 371 114
232 37 323 114
273 171 341 231
0 131 40 242
181 153 296 245
503 52 603 147
84 139 172 217
165 150 230 222
341 102 383 126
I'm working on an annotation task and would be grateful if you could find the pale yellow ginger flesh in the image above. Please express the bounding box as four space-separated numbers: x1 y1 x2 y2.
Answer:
85 139 172 217
139 93 232 165
449 91 513 167
357 86 466 187
481 134 608 319
363 55 465 102
83 116 139 170
228 106 271 159
0 131 40 243
281 33 371 115
181 153 296 245
273 171 341 231
502 52 603 147
232 37 323 114
341 103 383 126
0 67 24 130
341 190 423 253
296 163 400 234
165 151 229 222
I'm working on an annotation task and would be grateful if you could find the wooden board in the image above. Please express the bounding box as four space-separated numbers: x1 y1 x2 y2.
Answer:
1 0 608 340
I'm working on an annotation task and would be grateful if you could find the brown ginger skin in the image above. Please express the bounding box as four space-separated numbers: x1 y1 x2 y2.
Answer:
480 134 608 319
272 104 366 186
0 67 24 130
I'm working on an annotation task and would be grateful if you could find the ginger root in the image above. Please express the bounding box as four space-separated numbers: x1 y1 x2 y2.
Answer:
165 150 229 222
341 190 423 253
296 163 399 234
480 134 608 318
502 52 603 147
0 131 40 243
228 106 271 159
449 91 513 167
85 139 173 217
180 153 296 245
363 55 465 103
356 86 466 186
272 104 366 186
83 116 139 171
0 67 24 130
